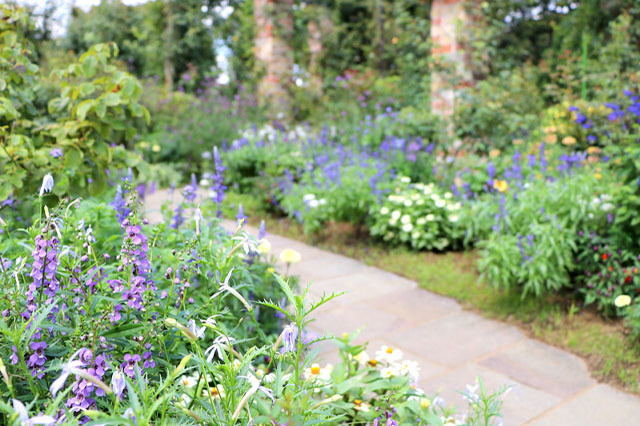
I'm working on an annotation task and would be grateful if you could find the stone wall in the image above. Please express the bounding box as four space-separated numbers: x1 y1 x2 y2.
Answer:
430 0 477 117
254 0 294 119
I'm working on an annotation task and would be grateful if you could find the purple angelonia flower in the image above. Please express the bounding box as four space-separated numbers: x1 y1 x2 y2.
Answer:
111 370 126 399
281 323 298 353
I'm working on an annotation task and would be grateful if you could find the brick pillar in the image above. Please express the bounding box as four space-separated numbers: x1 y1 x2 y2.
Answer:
254 0 294 119
430 0 476 117
307 19 323 98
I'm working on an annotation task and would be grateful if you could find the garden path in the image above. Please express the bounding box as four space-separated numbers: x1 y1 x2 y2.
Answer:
146 190 640 425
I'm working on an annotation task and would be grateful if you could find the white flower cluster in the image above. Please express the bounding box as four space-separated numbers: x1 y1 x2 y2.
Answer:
235 124 311 145
590 193 614 212
353 345 420 386
303 193 327 209
371 177 464 250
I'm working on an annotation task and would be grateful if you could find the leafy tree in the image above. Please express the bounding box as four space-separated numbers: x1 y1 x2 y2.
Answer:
64 0 218 88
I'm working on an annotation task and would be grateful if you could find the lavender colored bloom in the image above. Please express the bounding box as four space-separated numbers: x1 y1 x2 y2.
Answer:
27 232 60 319
111 186 130 224
210 147 227 217
50 148 63 158
425 143 435 154
122 354 141 378
183 174 198 203
281 323 298 353
170 205 184 229
26 341 47 379
11 399 55 426
258 220 267 240
10 345 18 365
539 143 547 175
236 204 247 225
487 162 496 185
111 370 126 398
142 350 155 369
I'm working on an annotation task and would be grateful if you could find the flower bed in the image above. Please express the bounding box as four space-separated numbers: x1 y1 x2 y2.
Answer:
0 180 509 424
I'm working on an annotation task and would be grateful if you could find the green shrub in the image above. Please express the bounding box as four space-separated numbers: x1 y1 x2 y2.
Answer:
369 177 464 251
467 171 609 296
0 6 149 206
454 66 546 154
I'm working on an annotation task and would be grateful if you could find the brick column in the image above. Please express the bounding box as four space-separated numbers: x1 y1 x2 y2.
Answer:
254 0 294 119
430 0 476 117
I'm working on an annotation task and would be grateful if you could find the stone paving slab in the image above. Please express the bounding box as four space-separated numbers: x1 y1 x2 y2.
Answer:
306 270 416 307
145 190 640 425
388 312 526 368
479 339 596 399
420 363 563 425
527 384 640 425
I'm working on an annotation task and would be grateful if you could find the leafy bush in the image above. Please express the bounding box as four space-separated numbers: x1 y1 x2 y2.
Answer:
369 177 464 251
277 152 392 234
574 230 640 313
0 6 149 205
467 169 609 297
454 66 546 153
142 82 260 173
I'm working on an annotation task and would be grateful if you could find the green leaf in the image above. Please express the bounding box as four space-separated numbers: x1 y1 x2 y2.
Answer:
76 99 95 120
48 97 70 113
88 170 107 196
64 148 84 169
102 92 120 107
95 101 107 118
81 54 98 78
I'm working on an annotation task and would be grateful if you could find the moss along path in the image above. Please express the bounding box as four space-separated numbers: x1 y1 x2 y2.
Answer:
146 190 640 425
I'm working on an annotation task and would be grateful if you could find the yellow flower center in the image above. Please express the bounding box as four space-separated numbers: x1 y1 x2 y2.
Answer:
354 399 362 406
420 398 431 409
311 366 321 375
386 347 394 354
210 388 219 396
368 359 377 367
